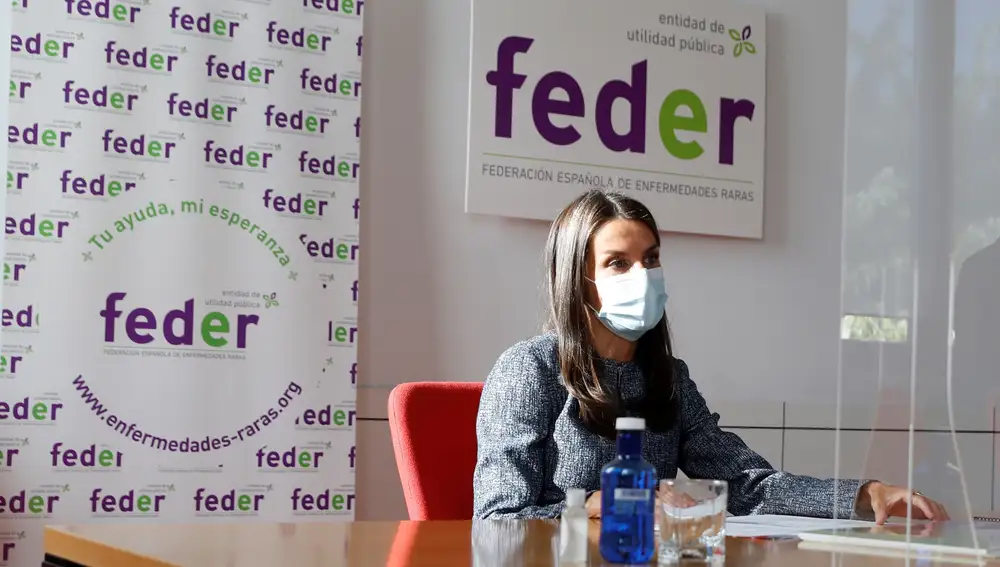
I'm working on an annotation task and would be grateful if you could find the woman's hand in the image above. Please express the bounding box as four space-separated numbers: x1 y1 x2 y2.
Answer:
857 481 950 524
585 491 602 518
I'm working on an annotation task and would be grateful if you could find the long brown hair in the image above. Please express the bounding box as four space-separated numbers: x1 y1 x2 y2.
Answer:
544 190 678 439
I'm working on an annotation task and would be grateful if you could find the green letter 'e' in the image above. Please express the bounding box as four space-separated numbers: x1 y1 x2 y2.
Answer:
659 89 707 160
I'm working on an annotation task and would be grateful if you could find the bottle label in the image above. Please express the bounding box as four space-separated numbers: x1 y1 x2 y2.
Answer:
613 488 650 501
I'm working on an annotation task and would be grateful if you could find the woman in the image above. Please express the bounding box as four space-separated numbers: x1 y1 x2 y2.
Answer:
472 190 949 523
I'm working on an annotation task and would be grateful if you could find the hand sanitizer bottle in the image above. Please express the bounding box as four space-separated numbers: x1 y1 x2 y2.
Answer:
559 488 588 565
599 417 656 564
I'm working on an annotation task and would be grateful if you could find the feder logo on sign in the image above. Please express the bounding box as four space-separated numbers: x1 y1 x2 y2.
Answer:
50 443 123 471
265 104 330 136
204 141 272 171
303 0 363 17
8 121 73 150
263 189 328 218
102 129 176 161
90 487 167 516
6 214 69 240
300 68 361 99
101 292 260 349
290 488 354 515
487 36 755 166
266 21 332 53
65 0 141 24
0 303 39 329
0 396 61 423
11 32 76 61
105 41 179 74
61 170 139 199
295 404 354 430
168 93 239 125
169 7 240 39
206 55 275 86
256 445 325 472
0 488 60 517
194 487 266 516
64 80 140 114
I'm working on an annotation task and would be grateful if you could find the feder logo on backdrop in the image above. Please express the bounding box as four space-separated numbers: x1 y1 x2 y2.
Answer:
466 0 767 239
1 1 362 564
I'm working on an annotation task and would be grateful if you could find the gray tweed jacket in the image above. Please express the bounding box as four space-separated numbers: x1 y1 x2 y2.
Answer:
473 333 866 520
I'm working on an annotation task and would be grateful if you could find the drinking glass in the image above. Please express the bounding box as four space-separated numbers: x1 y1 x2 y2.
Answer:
656 479 727 564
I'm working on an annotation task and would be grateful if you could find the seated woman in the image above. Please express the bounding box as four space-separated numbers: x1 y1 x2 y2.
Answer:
473 190 948 523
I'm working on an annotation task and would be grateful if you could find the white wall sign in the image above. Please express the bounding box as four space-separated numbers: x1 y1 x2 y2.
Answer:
466 0 766 238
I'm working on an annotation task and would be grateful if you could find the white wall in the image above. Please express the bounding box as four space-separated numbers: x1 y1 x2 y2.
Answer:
356 0 996 520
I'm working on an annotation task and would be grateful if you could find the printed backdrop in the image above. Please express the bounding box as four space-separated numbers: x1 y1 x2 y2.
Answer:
0 1 362 565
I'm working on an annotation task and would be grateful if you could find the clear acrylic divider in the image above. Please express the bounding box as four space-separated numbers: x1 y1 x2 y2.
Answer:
837 0 998 559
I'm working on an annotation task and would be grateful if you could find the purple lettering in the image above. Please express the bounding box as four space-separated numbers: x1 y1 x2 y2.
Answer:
203 140 273 169
194 488 265 513
10 32 76 58
104 40 178 72
595 61 647 153
486 36 532 138
0 490 60 515
5 214 70 238
266 21 332 52
290 488 354 512
101 129 177 159
294 405 355 428
262 189 328 217
8 122 73 148
487 35 757 165
299 234 359 261
50 442 123 468
205 55 275 84
531 71 584 145
63 80 139 112
264 105 330 134
60 170 136 198
718 98 755 166
101 292 259 349
303 0 363 17
89 488 165 514
299 68 361 97
167 93 238 123
65 0 141 23
255 446 324 469
169 7 239 38
297 150 359 179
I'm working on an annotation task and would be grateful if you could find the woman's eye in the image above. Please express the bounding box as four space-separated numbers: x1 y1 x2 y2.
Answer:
608 258 628 269
644 256 660 266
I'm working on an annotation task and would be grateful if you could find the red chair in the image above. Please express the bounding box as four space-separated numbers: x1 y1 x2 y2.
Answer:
388 382 484 520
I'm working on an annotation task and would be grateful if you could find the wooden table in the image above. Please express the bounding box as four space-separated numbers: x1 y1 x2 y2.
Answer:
43 520 999 566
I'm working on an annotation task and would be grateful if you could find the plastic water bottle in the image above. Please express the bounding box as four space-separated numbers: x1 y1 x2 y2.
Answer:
559 488 588 565
599 417 656 564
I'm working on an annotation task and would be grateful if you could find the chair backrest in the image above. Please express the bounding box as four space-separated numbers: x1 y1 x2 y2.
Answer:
388 381 484 521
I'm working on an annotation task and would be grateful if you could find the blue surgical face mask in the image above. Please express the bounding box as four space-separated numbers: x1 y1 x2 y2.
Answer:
589 268 668 342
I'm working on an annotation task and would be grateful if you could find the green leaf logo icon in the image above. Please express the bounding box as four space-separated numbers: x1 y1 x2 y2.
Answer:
264 292 280 309
730 25 757 58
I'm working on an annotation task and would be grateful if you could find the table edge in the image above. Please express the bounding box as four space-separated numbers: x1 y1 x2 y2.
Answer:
44 526 179 567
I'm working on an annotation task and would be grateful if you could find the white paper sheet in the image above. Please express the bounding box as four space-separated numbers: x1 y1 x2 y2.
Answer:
724 515 889 538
